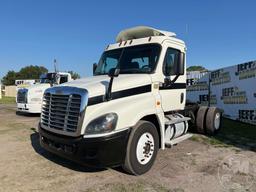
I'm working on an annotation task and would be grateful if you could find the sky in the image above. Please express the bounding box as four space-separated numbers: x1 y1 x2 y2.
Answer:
0 0 256 79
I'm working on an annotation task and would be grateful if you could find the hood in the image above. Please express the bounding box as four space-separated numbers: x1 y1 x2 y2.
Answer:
60 74 152 97
26 83 51 94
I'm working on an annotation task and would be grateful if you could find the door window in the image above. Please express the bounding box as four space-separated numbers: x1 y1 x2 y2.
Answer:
59 75 68 84
163 48 180 76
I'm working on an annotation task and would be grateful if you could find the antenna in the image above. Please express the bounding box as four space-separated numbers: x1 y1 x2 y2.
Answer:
185 24 189 34
184 24 189 43
54 59 58 72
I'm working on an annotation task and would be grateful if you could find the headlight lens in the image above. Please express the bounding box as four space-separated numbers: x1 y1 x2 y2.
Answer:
85 113 118 134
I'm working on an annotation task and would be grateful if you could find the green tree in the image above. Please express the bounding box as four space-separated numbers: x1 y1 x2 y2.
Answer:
187 66 207 72
68 71 81 80
1 65 48 85
18 65 48 80
1 70 17 85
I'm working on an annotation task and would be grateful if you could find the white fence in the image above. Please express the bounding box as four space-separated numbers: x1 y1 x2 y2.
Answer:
4 86 17 97
187 61 256 125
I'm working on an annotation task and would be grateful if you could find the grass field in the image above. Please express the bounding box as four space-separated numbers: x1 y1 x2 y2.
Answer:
191 118 256 151
0 97 254 149
0 96 16 104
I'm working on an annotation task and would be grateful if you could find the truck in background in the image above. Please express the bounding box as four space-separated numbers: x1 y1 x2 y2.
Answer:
38 26 222 175
17 72 72 113
15 79 37 87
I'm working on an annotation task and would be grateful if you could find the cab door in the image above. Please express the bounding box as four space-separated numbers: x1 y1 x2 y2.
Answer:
159 47 186 112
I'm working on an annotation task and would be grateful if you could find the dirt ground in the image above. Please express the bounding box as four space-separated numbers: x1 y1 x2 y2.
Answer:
0 104 255 192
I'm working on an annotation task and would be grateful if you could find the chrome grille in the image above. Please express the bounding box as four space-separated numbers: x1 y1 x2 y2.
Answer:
17 89 27 103
41 93 82 132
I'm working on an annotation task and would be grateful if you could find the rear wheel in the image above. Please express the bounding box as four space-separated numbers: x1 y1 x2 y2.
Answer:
123 120 159 175
196 106 208 134
205 107 222 135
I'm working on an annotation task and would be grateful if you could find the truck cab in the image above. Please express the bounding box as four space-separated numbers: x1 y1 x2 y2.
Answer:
17 72 72 113
38 26 222 175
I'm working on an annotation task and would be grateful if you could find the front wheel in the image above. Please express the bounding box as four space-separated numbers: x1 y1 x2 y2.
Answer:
123 120 159 175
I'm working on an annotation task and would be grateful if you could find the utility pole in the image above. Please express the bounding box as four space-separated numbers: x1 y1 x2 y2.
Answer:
208 71 211 107
54 59 58 72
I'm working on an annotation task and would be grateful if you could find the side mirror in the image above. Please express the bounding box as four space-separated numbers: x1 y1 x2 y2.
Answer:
108 68 120 78
93 63 97 75
174 53 185 75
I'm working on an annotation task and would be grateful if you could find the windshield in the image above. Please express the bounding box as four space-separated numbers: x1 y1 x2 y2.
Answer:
39 73 57 84
94 44 161 75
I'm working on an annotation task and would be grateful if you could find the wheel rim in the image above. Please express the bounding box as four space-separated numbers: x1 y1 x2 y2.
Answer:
214 113 221 130
136 132 154 165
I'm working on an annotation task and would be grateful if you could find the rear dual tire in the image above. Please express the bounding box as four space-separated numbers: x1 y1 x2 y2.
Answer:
196 106 222 135
205 107 222 135
196 106 208 134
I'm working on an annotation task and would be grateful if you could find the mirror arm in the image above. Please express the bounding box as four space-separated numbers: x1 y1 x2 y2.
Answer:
171 75 180 84
163 75 180 88
93 63 98 75
106 77 114 101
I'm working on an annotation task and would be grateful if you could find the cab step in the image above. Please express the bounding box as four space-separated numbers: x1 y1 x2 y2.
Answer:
165 133 193 148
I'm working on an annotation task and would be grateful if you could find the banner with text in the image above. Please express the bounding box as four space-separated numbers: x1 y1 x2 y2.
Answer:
187 61 256 125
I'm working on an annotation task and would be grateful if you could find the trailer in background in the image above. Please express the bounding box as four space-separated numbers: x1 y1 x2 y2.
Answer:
187 61 256 125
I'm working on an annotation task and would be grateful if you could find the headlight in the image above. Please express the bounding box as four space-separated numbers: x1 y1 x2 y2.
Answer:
85 113 118 134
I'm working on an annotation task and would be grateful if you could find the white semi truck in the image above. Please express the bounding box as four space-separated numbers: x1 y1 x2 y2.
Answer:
17 72 72 113
38 26 222 175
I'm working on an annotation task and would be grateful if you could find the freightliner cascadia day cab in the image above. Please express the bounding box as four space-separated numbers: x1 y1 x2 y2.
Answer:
17 72 72 113
38 26 222 175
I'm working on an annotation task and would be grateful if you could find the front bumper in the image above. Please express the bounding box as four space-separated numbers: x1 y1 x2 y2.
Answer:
38 124 131 168
17 103 42 113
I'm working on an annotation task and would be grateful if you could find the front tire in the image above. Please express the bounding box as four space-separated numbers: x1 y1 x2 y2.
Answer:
123 120 159 175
